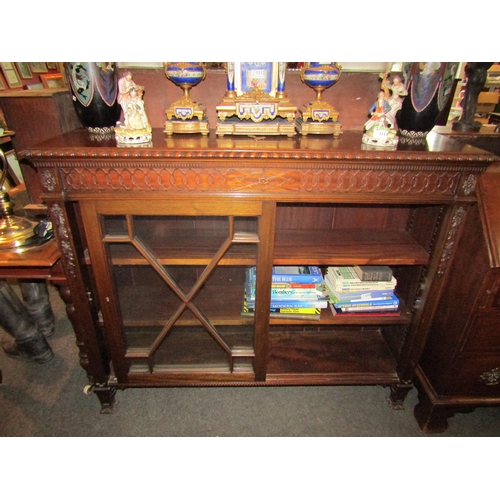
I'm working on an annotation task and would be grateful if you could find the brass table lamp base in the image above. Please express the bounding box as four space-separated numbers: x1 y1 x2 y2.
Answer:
0 191 37 249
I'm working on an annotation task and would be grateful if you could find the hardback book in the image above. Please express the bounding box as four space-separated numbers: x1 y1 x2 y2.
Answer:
327 266 397 291
353 265 393 281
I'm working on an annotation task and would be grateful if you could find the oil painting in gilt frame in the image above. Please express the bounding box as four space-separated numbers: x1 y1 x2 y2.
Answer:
40 73 65 89
0 63 23 89
29 62 48 73
16 62 33 79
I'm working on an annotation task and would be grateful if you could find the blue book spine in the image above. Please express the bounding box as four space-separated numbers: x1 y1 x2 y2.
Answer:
249 266 323 284
271 266 323 283
332 295 400 309
334 289 395 301
246 298 328 309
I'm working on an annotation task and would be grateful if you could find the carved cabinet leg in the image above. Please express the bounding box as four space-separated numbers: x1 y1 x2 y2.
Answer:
92 384 117 414
388 383 413 410
413 387 455 433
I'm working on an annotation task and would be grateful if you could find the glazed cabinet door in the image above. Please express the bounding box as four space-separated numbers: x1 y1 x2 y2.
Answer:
79 197 276 385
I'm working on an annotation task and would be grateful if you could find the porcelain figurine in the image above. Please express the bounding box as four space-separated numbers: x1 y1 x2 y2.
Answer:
384 74 408 125
115 71 152 145
362 89 398 149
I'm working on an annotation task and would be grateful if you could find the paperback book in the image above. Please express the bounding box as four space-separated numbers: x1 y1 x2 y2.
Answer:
324 277 394 301
259 265 324 283
242 294 321 320
246 268 329 302
330 294 400 310
329 303 400 317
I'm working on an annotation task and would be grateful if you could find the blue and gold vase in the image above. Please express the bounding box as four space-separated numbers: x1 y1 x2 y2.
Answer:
298 62 342 136
301 62 341 100
65 62 120 135
164 62 209 135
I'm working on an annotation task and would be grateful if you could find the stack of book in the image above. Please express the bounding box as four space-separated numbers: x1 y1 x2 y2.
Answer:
325 265 400 316
243 266 329 320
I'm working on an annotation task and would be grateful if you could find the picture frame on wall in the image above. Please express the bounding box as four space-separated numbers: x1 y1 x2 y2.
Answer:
40 73 65 89
16 62 33 79
0 72 7 91
0 62 23 89
29 62 48 73
46 63 58 70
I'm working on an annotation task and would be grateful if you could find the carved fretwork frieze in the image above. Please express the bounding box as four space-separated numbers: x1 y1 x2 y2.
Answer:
437 206 467 277
50 203 76 278
55 164 463 196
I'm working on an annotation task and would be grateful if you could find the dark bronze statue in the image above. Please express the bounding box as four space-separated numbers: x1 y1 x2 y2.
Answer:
452 62 494 132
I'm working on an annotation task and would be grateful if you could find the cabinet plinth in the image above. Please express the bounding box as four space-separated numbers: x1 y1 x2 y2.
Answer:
19 129 499 415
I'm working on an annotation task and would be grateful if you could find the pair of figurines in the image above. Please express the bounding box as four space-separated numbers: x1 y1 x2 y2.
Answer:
115 71 152 145
362 73 407 149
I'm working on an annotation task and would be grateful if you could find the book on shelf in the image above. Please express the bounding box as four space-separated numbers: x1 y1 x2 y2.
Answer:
265 265 324 283
247 267 317 289
353 265 393 282
329 293 400 310
324 278 394 301
246 268 329 302
326 266 397 291
333 303 399 312
245 297 329 309
329 303 400 317
242 295 322 320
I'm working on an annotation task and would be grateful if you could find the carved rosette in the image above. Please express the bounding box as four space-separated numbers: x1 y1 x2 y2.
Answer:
479 367 500 386
41 170 57 192
461 173 477 196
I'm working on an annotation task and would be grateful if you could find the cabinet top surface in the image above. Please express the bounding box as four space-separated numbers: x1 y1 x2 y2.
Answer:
20 128 499 164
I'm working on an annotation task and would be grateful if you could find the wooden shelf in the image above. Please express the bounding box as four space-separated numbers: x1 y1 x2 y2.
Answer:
98 228 429 267
274 229 429 265
113 283 412 328
266 328 399 384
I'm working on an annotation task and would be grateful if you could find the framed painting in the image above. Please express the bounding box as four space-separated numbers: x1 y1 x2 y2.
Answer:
40 73 65 89
46 63 58 70
0 63 23 89
16 62 33 79
0 72 7 91
29 62 48 73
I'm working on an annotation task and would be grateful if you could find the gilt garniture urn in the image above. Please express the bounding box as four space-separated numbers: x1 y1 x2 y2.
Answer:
164 62 209 136
297 62 342 136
